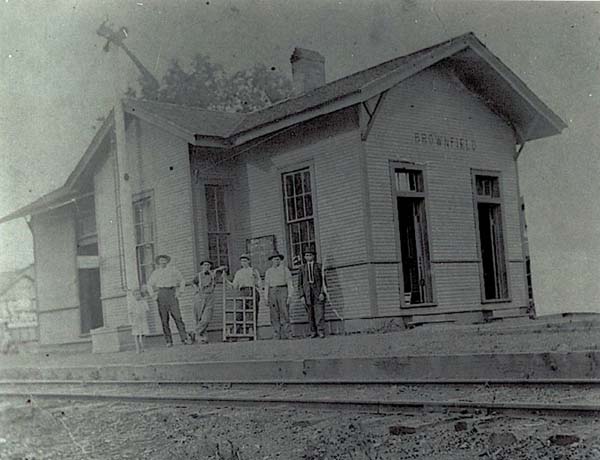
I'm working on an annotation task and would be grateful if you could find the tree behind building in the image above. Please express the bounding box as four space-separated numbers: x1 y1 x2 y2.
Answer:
128 54 293 113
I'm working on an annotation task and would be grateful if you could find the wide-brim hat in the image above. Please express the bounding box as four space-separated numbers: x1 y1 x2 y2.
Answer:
268 252 284 261
199 259 213 266
239 254 251 261
155 254 171 264
303 248 317 256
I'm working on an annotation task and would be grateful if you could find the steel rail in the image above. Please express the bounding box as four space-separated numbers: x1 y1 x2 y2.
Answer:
0 378 599 386
0 389 599 417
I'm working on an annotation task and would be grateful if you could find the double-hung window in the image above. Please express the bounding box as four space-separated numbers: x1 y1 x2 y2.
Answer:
75 194 98 256
133 193 155 286
282 168 315 267
205 184 230 269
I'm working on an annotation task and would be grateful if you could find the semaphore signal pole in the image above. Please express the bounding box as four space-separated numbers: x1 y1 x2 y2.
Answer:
96 20 147 292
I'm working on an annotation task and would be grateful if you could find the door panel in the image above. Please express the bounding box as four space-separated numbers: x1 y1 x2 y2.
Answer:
398 198 432 304
478 203 508 300
78 268 103 333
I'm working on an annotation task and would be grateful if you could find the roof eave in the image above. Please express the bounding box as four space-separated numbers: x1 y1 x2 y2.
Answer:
65 111 115 190
361 35 567 144
0 187 77 225
229 90 362 146
0 109 118 225
465 40 567 140
229 34 533 146
192 134 232 148
359 38 472 100
122 101 197 144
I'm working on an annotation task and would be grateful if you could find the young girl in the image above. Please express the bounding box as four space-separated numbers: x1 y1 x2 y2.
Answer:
127 285 150 353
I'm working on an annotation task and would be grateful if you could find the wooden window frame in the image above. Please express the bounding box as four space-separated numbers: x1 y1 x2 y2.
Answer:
75 193 97 248
471 170 512 303
132 190 156 287
389 161 436 308
204 182 232 272
280 163 320 270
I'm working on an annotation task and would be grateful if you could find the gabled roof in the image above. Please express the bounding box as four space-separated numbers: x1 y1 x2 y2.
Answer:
232 34 455 135
0 185 77 225
0 32 566 224
123 99 245 141
126 32 565 144
0 113 114 224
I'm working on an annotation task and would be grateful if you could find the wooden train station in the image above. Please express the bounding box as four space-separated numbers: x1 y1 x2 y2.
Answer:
0 32 566 350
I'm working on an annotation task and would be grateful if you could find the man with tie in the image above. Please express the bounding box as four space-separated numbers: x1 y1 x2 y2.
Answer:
298 248 327 338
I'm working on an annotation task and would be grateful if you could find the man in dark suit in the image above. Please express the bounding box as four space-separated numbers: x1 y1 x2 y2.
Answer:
298 248 327 338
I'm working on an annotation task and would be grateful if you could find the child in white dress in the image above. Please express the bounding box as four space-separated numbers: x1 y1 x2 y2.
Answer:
127 285 150 353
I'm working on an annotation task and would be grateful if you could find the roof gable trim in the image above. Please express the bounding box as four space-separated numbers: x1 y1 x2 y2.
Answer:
359 40 470 100
64 111 114 190
358 36 566 142
466 40 567 134
122 102 196 144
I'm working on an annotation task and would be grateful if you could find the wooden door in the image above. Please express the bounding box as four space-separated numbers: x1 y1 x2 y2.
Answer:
78 268 103 333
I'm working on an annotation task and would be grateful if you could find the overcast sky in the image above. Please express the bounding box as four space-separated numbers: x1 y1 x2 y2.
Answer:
0 0 598 314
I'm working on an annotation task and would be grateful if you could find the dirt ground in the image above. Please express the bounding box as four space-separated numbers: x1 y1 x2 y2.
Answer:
2 318 599 459
1 398 599 460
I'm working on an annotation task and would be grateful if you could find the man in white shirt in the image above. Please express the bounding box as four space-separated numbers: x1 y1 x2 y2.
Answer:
147 254 190 347
264 252 294 339
227 254 262 316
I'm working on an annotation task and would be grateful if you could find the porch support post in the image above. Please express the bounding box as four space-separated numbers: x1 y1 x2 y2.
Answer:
112 49 139 291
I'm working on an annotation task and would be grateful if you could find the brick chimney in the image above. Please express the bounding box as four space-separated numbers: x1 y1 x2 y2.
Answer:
290 48 326 96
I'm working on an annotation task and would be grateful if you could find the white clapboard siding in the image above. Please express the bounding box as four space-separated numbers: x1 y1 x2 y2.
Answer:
221 109 371 319
240 108 367 267
431 263 483 308
95 118 197 329
365 66 527 312
374 264 402 317
31 207 81 345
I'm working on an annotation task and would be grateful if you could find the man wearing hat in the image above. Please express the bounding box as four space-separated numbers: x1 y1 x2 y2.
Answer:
227 254 262 315
298 248 327 338
190 260 226 344
147 254 190 347
264 252 294 339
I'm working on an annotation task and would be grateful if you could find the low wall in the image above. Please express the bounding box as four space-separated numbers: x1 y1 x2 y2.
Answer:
2 351 598 382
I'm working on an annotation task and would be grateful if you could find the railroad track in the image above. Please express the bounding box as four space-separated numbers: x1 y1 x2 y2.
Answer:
1 380 599 417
